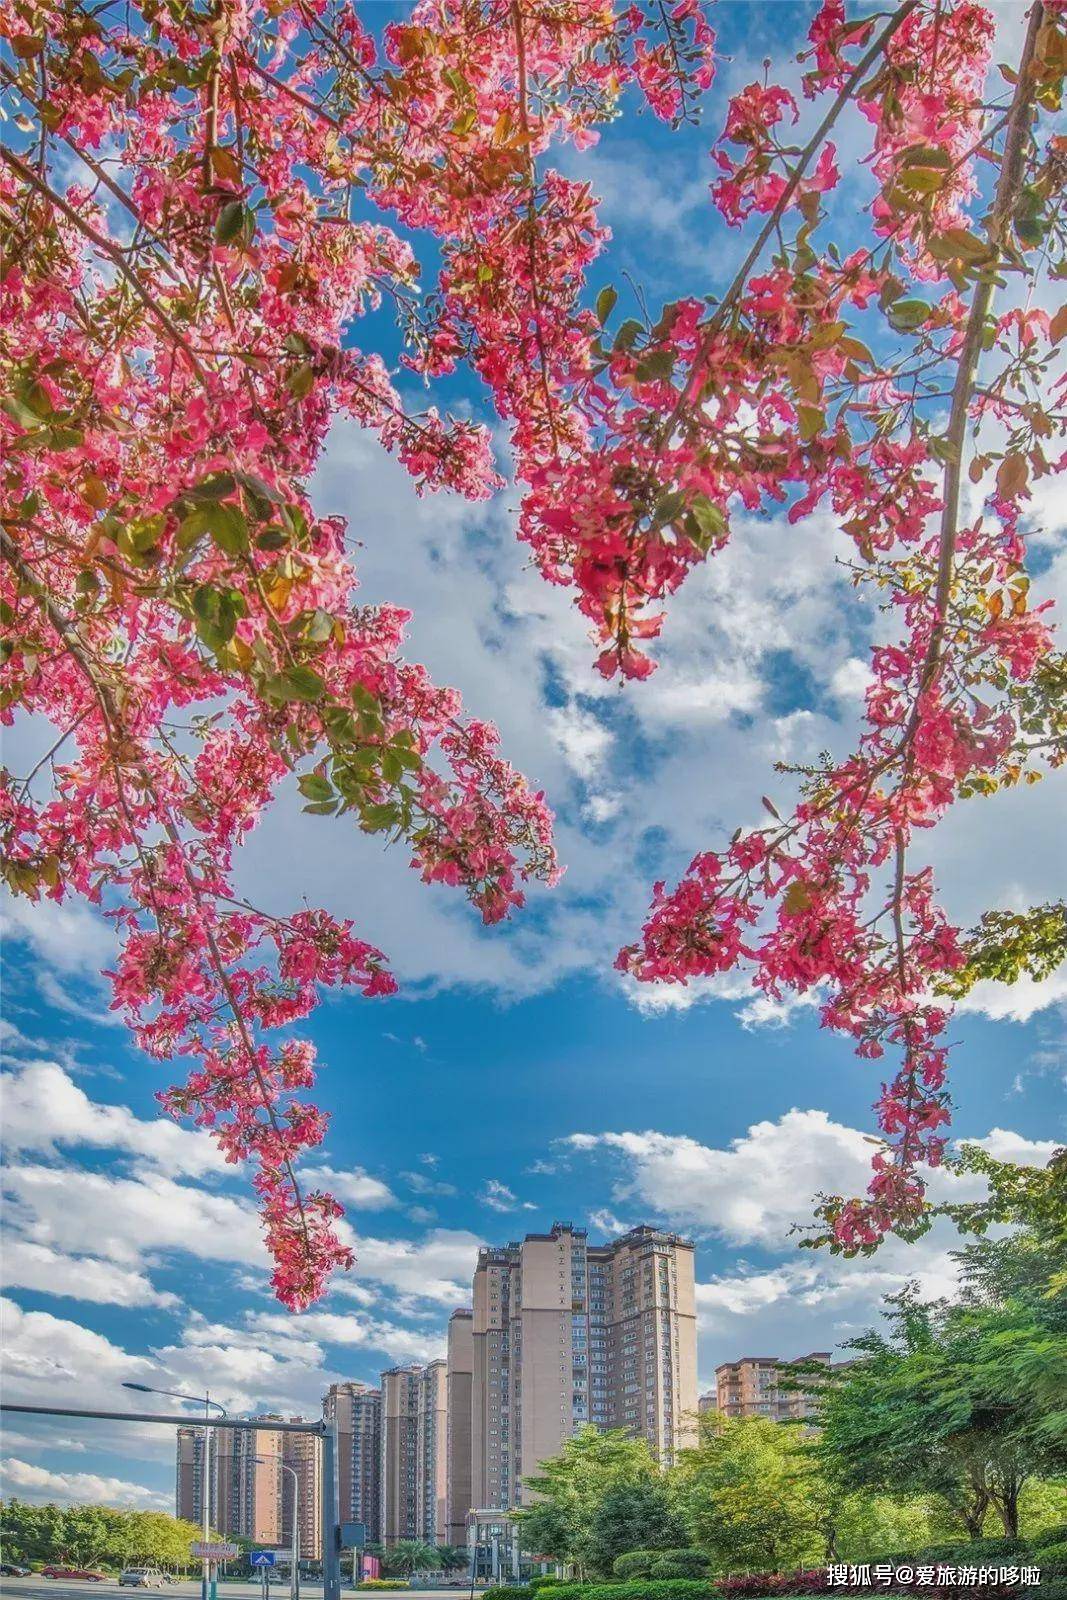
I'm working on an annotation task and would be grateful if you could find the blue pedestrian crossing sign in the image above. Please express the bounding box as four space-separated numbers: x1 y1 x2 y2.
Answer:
250 1552 276 1569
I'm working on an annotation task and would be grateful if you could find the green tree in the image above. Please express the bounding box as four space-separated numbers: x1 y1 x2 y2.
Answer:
59 1506 108 1566
818 1280 1064 1540
585 1477 689 1578
1 1499 67 1565
674 1416 825 1573
434 1546 470 1574
378 1540 441 1577
517 1426 660 1578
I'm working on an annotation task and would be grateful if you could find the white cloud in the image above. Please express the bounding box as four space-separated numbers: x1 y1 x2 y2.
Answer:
0 893 113 977
246 1310 446 1367
479 1179 535 1213
1 1239 179 1310
1 1060 227 1178
0 1457 171 1511
300 1165 397 1211
567 1111 1058 1249
344 1228 483 1305
2 1163 266 1269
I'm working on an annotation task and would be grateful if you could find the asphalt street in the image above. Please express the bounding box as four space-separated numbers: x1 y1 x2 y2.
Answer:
0 1586 460 1600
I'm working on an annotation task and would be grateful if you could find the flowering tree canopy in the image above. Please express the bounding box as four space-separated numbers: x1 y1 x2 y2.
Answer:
1 0 1064 1304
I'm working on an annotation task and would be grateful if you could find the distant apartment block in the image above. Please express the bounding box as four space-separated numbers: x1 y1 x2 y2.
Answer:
455 1221 698 1513
177 1416 322 1555
176 1426 215 1526
714 1351 832 1422
380 1361 448 1546
283 1419 323 1560
445 1311 474 1545
324 1381 381 1545
215 1418 284 1545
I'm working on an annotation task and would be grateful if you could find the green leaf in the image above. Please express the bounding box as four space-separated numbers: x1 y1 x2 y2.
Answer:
192 585 246 653
596 285 618 324
361 801 400 831
196 502 249 557
613 319 644 353
264 665 326 703
634 349 675 383
888 298 931 333
685 494 727 553
297 773 335 803
215 200 255 247
286 363 315 400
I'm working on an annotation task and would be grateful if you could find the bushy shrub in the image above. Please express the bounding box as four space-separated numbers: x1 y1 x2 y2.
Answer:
613 1555 654 1580
529 1580 566 1591
1034 1529 1067 1552
869 1538 1029 1568
1036 1543 1067 1575
614 1553 711 1582
649 1554 711 1581
354 1583 410 1591
482 1589 531 1600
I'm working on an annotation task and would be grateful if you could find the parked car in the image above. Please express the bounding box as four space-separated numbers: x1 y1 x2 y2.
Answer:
41 1568 108 1582
0 1564 32 1577
120 1570 167 1588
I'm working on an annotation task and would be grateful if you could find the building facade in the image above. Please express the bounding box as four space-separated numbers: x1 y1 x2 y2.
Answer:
445 1311 474 1546
283 1421 323 1560
214 1419 284 1545
713 1351 832 1422
177 1417 322 1555
324 1381 381 1546
458 1222 698 1513
176 1426 215 1527
380 1362 449 1546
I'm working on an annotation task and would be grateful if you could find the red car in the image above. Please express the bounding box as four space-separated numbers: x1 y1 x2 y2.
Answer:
41 1569 108 1582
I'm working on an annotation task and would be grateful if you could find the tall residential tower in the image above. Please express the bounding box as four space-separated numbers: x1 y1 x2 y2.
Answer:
458 1222 698 1512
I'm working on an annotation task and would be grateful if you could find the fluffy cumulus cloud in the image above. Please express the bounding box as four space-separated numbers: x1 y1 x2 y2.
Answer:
300 1164 397 1210
2 1060 227 1179
565 1110 1058 1381
0 1457 171 1511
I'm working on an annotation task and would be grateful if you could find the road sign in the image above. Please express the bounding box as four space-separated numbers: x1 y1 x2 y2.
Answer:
191 1542 239 1560
340 1523 366 1550
250 1551 277 1569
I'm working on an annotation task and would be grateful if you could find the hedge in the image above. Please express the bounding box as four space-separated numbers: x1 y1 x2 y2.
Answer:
614 1553 712 1581
354 1583 410 1590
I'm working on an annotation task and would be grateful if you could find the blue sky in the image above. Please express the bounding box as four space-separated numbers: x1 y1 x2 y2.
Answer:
1 0 1064 1515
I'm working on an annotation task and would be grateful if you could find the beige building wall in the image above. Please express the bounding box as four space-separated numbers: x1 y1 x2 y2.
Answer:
418 1360 449 1543
283 1423 323 1560
324 1382 381 1545
468 1222 698 1510
446 1311 474 1545
214 1420 284 1544
715 1351 831 1421
381 1364 449 1546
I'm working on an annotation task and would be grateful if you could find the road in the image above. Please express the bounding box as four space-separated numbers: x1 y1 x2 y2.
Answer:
0 1585 471 1600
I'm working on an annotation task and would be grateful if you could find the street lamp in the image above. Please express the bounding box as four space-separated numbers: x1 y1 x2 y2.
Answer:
254 1456 300 1600
123 1382 227 1600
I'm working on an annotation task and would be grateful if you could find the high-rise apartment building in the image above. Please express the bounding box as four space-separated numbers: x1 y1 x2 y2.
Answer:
714 1352 832 1422
445 1311 474 1546
380 1362 448 1546
283 1422 323 1560
324 1382 381 1545
459 1222 697 1513
176 1427 216 1527
177 1417 322 1554
215 1419 284 1545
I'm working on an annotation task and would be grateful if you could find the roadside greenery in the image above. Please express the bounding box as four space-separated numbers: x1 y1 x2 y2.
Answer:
512 1150 1066 1582
0 1499 208 1571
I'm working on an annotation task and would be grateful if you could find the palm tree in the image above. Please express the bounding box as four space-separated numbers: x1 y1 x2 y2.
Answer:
380 1541 442 1579
435 1547 470 1575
